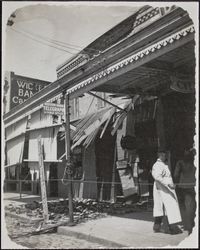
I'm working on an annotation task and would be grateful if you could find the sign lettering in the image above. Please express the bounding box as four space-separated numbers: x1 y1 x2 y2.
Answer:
43 102 64 115
10 74 50 109
170 75 195 94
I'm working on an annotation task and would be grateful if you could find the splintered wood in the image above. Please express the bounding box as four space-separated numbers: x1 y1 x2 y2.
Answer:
38 136 49 222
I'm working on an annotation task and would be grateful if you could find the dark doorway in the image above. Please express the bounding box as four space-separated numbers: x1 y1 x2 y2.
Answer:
95 124 116 201
49 163 58 197
162 92 195 174
135 120 158 198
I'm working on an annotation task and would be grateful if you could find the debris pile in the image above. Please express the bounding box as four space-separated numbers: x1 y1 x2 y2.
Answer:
5 198 152 238
5 198 151 223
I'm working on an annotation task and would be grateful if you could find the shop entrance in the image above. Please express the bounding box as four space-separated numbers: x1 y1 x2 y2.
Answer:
135 120 158 199
95 125 116 201
162 92 195 174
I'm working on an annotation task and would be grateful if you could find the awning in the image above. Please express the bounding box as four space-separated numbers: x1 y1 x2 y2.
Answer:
28 126 60 162
5 117 28 141
5 117 28 167
6 135 25 167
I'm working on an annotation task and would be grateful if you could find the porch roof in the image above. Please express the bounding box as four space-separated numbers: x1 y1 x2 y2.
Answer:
66 25 195 98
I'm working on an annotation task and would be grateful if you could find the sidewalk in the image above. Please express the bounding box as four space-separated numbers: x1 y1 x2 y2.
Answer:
3 192 190 248
3 192 59 207
58 212 189 248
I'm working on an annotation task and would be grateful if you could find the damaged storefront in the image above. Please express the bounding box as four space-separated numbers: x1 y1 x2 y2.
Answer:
3 6 196 209
56 6 196 204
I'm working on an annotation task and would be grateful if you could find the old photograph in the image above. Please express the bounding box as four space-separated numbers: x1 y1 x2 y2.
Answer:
1 1 199 249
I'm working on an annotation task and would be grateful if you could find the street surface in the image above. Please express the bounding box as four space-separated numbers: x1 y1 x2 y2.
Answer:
5 216 108 249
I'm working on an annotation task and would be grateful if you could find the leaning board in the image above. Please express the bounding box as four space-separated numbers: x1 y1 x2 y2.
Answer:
117 161 137 197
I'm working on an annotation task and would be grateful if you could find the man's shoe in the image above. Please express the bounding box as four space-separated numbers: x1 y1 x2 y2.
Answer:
169 225 183 235
153 224 161 233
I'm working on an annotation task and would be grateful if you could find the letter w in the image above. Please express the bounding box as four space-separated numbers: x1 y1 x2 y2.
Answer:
17 80 26 88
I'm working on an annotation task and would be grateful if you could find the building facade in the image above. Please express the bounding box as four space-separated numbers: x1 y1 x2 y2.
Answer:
3 5 196 202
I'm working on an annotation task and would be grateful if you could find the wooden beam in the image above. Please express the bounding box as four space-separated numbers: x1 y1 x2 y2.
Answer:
88 91 127 113
23 159 62 163
64 93 74 225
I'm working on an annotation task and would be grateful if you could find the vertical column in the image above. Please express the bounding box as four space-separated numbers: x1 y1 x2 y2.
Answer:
64 93 74 224
110 144 117 203
46 164 50 197
19 164 22 199
156 98 166 150
38 136 49 222
30 170 34 194
16 165 20 192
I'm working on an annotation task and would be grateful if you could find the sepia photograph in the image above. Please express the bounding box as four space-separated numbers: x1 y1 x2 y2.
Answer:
1 1 199 249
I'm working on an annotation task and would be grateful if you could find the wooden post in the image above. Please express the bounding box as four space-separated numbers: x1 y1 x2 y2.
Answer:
19 164 22 199
64 93 74 224
156 98 166 149
110 145 117 203
38 136 49 223
30 170 34 194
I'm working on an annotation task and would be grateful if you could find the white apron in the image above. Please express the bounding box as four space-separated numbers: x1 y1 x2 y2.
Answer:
152 159 182 225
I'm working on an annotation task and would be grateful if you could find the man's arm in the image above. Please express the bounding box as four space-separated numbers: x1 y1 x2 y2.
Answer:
152 164 173 187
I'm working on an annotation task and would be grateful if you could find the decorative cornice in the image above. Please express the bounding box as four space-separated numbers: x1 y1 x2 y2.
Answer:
56 7 179 80
67 25 194 95
57 54 89 79
133 7 160 28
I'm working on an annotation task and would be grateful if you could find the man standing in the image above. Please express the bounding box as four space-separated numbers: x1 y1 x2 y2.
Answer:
174 148 196 235
152 150 182 234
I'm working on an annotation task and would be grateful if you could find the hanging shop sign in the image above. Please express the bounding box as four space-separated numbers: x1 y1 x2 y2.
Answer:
170 75 195 93
43 102 64 115
9 72 50 110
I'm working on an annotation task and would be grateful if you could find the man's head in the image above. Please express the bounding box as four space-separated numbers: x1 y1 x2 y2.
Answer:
183 148 196 162
157 150 167 162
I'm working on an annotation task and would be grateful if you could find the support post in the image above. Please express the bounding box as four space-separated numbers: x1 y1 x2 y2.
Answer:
30 170 34 194
64 93 74 224
19 164 22 199
156 98 166 150
38 136 49 223
110 144 117 203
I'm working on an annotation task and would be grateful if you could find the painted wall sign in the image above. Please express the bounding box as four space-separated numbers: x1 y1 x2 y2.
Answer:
170 75 195 93
10 72 50 110
43 102 64 115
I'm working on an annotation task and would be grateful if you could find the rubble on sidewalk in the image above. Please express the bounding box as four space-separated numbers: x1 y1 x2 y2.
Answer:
5 198 153 238
5 198 152 223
